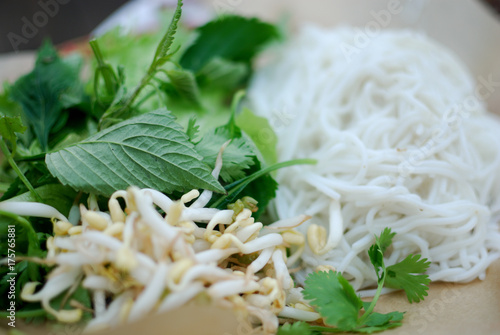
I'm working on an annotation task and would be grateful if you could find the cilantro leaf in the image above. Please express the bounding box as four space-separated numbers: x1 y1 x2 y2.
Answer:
277 322 313 335
180 15 279 72
360 301 404 328
385 254 431 303
368 227 396 279
376 227 396 255
292 229 430 334
303 270 362 330
10 41 85 150
46 109 225 197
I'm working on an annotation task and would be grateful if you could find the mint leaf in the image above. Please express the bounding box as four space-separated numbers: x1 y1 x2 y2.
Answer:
10 41 85 150
277 322 312 335
303 270 362 330
385 254 431 303
180 15 279 72
46 109 224 196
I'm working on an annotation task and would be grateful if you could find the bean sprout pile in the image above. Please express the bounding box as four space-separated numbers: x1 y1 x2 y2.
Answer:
5 150 319 334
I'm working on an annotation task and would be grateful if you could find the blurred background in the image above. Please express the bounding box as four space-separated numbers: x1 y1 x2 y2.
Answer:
0 0 499 54
0 0 499 107
0 0 128 53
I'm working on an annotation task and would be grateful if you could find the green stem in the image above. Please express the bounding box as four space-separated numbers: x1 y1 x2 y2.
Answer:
0 210 40 253
133 89 156 109
14 152 46 162
0 309 46 319
0 138 41 202
308 326 344 333
89 39 118 96
98 0 182 129
211 158 316 208
358 274 385 325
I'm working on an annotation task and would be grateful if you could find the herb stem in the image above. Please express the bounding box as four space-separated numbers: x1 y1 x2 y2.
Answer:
308 326 344 333
0 209 40 253
15 153 46 162
0 309 46 318
358 275 385 325
89 39 118 96
211 158 316 208
0 138 42 202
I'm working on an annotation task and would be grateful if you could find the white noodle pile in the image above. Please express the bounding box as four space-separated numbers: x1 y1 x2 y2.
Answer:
249 26 500 291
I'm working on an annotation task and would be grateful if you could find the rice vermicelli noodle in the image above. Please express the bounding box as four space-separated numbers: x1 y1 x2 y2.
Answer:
249 26 500 291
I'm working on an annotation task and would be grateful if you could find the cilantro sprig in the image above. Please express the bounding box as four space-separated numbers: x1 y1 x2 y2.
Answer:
280 228 430 334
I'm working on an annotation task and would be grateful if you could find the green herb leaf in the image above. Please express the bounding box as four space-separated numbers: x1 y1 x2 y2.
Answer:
180 15 279 72
235 108 278 166
385 254 431 303
197 57 248 89
0 83 23 118
166 69 201 105
209 159 315 214
277 322 312 335
362 310 404 327
152 0 183 62
186 116 200 142
376 227 396 255
46 108 224 197
195 128 255 183
303 270 362 330
368 227 395 279
0 115 26 148
10 41 85 150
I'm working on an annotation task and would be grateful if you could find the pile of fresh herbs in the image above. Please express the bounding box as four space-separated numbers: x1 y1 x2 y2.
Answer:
0 0 312 324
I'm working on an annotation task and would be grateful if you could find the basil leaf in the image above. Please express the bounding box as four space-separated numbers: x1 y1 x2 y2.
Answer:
46 109 225 196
